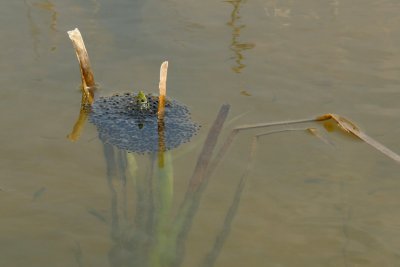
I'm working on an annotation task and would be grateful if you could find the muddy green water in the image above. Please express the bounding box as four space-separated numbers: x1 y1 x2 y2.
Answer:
1 1 400 266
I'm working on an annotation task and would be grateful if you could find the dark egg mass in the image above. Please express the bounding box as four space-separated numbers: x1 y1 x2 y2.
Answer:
89 92 200 153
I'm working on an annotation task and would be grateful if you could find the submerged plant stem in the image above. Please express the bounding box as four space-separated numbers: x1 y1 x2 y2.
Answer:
171 104 230 267
201 128 310 267
189 104 231 191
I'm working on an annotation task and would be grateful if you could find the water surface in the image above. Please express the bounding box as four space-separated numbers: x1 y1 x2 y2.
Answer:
1 0 400 266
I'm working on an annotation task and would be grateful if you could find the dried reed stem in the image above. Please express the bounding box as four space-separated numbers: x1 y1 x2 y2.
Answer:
67 28 95 104
158 61 168 118
158 61 169 166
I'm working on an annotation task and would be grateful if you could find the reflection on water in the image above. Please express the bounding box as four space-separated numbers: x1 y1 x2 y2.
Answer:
31 1 58 32
264 1 291 19
24 0 58 57
331 0 339 16
24 1 41 58
226 0 255 73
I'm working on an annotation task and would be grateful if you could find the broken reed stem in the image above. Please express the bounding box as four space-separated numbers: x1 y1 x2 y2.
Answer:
158 61 168 166
234 117 317 131
208 117 328 175
356 131 400 163
158 61 168 118
316 113 400 164
67 28 95 104
216 113 400 166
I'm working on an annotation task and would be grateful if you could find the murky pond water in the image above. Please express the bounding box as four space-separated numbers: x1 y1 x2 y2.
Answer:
1 0 400 266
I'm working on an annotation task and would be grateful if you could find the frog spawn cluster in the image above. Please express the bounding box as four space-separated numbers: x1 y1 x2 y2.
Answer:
89 92 200 153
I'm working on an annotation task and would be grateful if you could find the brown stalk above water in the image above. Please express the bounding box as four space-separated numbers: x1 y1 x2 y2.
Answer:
67 28 96 105
157 61 168 167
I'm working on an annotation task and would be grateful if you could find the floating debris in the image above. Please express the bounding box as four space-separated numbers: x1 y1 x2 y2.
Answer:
240 90 251 96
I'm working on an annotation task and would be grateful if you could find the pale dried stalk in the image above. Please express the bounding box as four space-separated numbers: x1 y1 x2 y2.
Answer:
158 61 169 165
158 61 168 118
67 28 95 104
159 61 168 97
